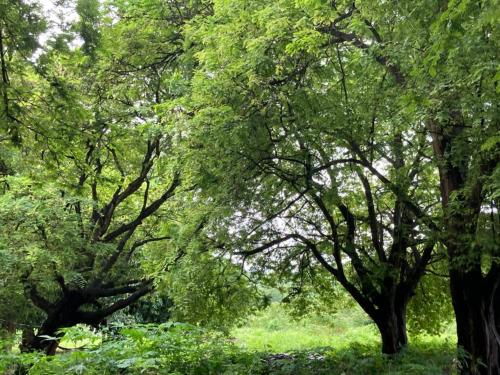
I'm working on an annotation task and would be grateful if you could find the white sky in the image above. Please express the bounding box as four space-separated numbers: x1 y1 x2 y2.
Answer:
34 0 79 48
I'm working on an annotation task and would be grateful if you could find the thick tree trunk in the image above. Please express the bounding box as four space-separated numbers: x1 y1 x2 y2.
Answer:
20 284 152 355
444 206 499 374
19 296 81 354
429 119 500 374
450 268 500 375
20 324 62 355
374 302 408 355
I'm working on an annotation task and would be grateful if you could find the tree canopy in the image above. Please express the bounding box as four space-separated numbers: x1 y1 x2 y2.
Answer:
0 0 498 374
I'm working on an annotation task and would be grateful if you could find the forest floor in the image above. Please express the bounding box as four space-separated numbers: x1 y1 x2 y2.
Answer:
1 304 457 374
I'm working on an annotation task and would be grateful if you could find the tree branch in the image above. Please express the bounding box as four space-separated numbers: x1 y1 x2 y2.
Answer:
79 282 153 325
102 172 180 242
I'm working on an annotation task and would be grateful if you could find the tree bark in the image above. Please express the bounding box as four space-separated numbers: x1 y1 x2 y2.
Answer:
20 282 153 354
450 267 500 375
21 331 60 355
20 316 66 354
374 301 408 355
430 118 500 374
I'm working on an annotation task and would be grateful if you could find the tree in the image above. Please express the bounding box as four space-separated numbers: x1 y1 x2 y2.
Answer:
0 122 180 354
0 0 264 355
0 0 45 137
0 0 263 356
185 0 498 367
1 1 496 371
0 0 46 340
184 0 442 354
0 0 193 353
303 1 499 372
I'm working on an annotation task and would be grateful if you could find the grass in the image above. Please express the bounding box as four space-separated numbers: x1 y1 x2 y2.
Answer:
230 303 457 374
232 304 379 352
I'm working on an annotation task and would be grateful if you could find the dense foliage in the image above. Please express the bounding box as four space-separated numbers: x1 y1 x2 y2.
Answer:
0 0 498 374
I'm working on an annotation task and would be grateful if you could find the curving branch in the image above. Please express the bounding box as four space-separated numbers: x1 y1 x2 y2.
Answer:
79 281 153 326
102 171 180 243
356 170 386 262
88 280 151 298
237 234 299 257
92 138 161 241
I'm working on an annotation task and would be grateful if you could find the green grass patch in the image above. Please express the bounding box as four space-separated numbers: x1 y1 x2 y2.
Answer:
232 303 378 352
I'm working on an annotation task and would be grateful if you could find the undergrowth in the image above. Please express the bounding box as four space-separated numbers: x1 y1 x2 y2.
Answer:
0 305 456 375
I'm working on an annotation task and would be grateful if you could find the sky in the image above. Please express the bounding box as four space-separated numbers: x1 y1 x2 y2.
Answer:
35 0 79 48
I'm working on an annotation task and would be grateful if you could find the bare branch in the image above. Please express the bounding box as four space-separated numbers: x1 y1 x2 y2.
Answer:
356 170 386 262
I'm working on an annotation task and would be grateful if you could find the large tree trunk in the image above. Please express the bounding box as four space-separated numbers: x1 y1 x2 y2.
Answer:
446 225 500 375
374 301 408 355
20 293 84 354
429 119 500 374
21 336 60 355
443 194 500 375
20 282 153 355
20 321 63 355
450 267 500 375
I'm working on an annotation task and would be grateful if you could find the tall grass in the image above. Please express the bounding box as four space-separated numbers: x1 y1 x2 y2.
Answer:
232 303 378 352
